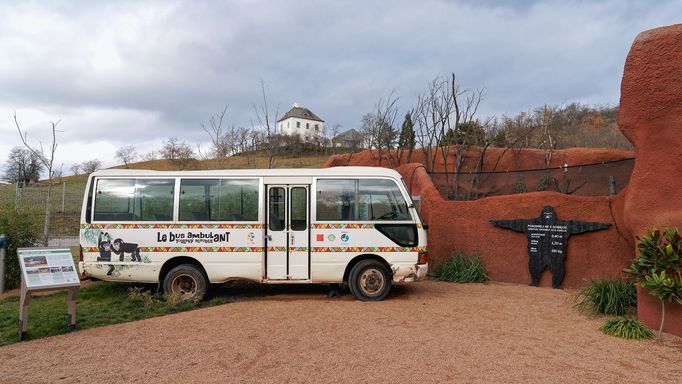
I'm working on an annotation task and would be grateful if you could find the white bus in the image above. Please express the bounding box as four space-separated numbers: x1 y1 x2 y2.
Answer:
78 167 428 301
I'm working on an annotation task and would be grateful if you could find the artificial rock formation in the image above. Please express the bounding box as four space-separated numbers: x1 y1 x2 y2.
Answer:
618 24 682 336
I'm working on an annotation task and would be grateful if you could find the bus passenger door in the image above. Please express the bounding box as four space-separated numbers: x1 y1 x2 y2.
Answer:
288 186 309 279
266 185 310 280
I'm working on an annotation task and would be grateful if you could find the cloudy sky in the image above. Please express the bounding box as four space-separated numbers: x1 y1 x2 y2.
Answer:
0 0 679 173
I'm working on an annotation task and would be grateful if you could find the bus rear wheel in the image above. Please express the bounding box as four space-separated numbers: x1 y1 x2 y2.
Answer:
163 264 207 302
349 260 392 301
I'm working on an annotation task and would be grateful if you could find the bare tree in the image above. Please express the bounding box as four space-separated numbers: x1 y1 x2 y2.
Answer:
161 136 195 169
413 73 484 198
328 124 341 148
253 80 280 169
361 92 400 166
14 112 60 245
2 146 43 184
52 164 64 179
69 163 81 176
115 145 138 168
201 105 231 158
81 159 102 174
142 150 159 162
161 137 194 160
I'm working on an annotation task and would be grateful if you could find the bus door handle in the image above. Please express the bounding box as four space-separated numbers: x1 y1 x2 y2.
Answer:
290 233 294 245
266 234 272 242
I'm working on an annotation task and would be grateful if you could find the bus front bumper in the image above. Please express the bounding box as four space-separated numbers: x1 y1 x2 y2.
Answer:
392 263 428 283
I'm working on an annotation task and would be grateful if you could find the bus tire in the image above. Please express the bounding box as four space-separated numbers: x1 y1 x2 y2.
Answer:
163 264 207 302
349 259 392 301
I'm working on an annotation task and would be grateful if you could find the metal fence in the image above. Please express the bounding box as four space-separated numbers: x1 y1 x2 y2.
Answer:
429 158 635 200
3 181 85 246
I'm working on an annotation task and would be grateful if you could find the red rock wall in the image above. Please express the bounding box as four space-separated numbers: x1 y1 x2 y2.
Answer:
395 163 633 288
618 24 682 336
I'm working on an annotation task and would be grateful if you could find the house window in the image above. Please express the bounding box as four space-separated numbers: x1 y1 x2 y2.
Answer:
296 121 300 128
306 123 310 129
315 124 319 131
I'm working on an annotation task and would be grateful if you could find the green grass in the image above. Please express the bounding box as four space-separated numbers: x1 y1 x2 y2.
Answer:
0 283 202 346
431 251 489 283
600 317 653 340
574 277 636 316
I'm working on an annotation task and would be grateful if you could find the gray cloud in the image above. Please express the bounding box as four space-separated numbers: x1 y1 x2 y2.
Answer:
0 0 680 172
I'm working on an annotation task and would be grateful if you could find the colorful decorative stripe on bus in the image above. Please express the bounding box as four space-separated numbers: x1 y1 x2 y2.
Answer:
82 246 425 253
82 223 422 230
312 246 426 252
81 224 265 229
312 223 424 229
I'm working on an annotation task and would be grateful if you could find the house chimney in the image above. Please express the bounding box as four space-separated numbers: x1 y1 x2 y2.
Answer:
293 102 301 108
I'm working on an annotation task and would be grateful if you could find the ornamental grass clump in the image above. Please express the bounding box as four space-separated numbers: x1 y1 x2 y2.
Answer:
431 251 488 283
624 227 682 340
600 316 653 340
574 277 636 316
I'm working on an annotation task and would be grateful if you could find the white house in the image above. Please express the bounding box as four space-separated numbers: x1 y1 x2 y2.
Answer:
277 102 325 142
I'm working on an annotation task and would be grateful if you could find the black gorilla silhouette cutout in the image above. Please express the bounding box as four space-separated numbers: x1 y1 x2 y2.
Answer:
491 206 611 288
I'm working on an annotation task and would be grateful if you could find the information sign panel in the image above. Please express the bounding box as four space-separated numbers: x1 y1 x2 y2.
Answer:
16 247 80 340
18 248 80 289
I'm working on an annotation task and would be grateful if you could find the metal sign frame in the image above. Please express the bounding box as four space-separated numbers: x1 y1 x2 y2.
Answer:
16 247 81 341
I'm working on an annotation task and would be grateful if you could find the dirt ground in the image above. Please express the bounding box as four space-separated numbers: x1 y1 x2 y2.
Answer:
0 280 680 383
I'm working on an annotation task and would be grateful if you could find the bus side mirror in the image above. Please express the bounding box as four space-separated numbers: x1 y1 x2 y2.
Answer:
410 196 421 213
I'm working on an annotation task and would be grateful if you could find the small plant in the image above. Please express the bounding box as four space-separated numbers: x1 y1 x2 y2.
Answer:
600 317 653 340
431 251 488 283
514 175 527 194
625 227 682 340
535 173 549 192
163 291 200 306
127 286 158 309
574 277 636 316
208 297 224 307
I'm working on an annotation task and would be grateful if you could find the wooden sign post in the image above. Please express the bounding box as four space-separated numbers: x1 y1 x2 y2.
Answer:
17 247 81 341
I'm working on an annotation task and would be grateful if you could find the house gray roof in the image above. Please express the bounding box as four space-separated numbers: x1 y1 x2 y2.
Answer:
332 128 363 141
277 104 324 123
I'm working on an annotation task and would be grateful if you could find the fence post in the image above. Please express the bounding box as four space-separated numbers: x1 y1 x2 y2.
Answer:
15 182 20 212
61 182 66 213
0 234 6 294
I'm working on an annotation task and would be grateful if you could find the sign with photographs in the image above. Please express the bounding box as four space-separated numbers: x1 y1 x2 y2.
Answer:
17 248 80 289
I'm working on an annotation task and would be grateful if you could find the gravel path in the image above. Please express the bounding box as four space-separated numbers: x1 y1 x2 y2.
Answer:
0 281 680 383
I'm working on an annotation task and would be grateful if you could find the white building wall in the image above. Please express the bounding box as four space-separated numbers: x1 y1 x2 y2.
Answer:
279 117 324 141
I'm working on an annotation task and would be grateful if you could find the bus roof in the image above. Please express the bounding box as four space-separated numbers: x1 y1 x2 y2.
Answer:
89 166 403 179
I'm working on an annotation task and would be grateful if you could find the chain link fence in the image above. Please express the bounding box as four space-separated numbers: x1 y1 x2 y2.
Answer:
429 158 635 200
1 182 85 246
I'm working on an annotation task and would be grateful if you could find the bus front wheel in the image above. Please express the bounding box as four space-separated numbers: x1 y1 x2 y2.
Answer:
163 264 207 302
349 260 392 301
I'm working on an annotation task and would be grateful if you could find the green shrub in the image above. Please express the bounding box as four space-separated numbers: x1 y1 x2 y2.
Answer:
0 202 42 289
574 277 636 316
514 175 527 194
600 316 653 340
625 227 682 340
431 251 488 283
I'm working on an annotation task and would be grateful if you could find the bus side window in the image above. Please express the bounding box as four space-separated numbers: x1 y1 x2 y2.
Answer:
316 179 356 221
136 179 175 221
269 187 285 231
94 179 135 221
358 179 410 221
179 179 259 222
